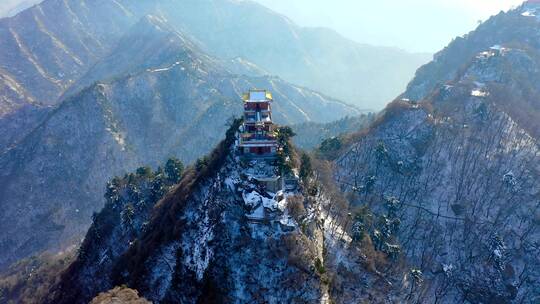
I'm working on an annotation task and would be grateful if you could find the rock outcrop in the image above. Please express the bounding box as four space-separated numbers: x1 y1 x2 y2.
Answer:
89 286 151 304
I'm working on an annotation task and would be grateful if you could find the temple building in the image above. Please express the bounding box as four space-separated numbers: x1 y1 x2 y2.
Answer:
238 89 278 157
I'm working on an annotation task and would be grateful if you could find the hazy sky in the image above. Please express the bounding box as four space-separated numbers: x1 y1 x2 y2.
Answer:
1 0 526 52
254 0 525 52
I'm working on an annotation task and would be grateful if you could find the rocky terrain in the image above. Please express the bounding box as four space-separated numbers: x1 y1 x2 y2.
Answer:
42 120 440 303
44 122 324 303
89 287 151 304
1 2 539 304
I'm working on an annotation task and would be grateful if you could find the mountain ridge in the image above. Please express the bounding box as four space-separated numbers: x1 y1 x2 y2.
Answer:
0 13 361 269
44 120 411 303
330 10 540 300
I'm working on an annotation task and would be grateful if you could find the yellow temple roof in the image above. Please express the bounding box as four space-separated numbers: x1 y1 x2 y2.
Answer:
243 90 273 102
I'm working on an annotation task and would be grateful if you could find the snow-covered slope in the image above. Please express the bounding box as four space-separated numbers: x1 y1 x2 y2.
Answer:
45 118 465 303
405 1 540 127
334 46 540 302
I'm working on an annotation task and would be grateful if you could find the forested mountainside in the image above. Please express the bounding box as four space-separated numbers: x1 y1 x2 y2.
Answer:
0 15 360 270
405 1 540 134
335 101 538 302
332 12 540 301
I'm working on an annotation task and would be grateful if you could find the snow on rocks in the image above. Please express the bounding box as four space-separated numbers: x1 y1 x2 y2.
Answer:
471 89 489 97
242 191 263 209
237 156 302 231
476 50 495 60
148 243 180 299
279 215 296 228
242 188 296 228
262 194 278 211
522 10 536 17
247 204 265 220
521 1 540 18
186 207 214 281
442 263 455 276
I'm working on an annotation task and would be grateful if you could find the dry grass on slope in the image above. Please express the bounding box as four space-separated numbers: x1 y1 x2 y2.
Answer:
0 249 75 304
90 286 151 304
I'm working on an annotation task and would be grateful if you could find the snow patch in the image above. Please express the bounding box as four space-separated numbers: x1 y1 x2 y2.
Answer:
243 190 280 220
522 10 536 17
443 263 454 274
321 210 352 244
105 127 127 150
279 215 296 228
148 61 182 73
243 191 262 208
476 51 494 59
184 204 214 281
471 89 489 97
225 176 239 191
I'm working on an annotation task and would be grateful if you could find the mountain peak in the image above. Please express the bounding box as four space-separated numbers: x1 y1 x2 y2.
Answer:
46 114 334 303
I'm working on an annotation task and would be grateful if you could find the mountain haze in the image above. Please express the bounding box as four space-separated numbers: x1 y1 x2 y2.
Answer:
0 14 359 269
0 0 426 135
1 1 539 303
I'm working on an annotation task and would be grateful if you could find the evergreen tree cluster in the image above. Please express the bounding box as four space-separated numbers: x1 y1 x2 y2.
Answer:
276 126 296 174
82 158 184 261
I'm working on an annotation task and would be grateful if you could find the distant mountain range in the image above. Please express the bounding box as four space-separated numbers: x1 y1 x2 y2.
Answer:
292 114 375 150
0 0 428 268
0 0 428 148
0 13 360 269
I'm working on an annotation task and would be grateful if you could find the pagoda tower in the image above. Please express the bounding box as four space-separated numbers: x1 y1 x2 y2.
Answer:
238 89 278 157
